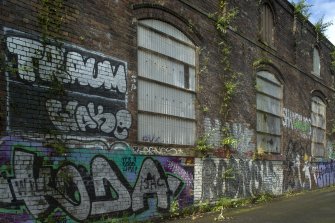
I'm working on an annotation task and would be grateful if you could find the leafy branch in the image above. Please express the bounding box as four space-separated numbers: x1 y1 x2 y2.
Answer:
314 16 333 42
291 0 312 22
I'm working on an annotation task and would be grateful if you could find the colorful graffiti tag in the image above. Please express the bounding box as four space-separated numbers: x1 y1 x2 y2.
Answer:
0 137 194 222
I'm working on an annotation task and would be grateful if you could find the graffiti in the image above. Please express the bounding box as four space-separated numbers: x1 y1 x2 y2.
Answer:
6 36 127 93
142 135 161 143
283 108 311 139
0 138 194 222
194 158 283 201
315 162 335 188
283 140 315 191
122 156 138 173
204 118 255 157
132 146 187 156
283 140 335 192
46 99 131 139
167 161 194 187
4 30 131 139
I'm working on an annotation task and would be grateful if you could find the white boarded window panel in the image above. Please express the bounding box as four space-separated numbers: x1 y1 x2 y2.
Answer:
138 26 195 66
256 71 282 153
138 50 195 91
257 112 281 135
138 19 196 145
257 134 280 153
140 20 193 45
311 96 326 157
256 77 282 99
138 80 195 119
256 94 281 116
138 114 196 145
311 128 325 143
312 143 325 157
257 71 280 85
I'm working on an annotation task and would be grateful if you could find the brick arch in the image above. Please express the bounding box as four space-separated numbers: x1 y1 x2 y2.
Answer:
255 62 284 84
132 3 203 46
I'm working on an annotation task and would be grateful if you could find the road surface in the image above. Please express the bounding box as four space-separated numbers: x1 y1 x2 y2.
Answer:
166 187 335 223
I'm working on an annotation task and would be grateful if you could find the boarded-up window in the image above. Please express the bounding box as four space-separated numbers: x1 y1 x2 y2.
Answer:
260 4 274 46
137 20 196 145
313 47 321 76
256 71 282 153
311 96 326 157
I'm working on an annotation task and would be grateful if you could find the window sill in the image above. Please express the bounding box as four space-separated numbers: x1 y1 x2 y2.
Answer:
258 153 286 161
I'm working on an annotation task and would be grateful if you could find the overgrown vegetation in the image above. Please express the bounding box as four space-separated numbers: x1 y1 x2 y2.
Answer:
195 0 240 156
195 133 213 156
37 0 65 43
291 0 312 22
37 0 69 155
331 50 335 73
216 0 239 120
314 16 333 42
168 193 276 221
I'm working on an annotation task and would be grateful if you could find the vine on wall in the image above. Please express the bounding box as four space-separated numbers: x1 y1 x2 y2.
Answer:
37 0 68 155
195 0 240 155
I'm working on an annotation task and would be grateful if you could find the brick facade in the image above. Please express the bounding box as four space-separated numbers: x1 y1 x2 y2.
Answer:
0 0 335 222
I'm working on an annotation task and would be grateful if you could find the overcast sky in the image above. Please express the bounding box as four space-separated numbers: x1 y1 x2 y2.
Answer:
291 0 335 45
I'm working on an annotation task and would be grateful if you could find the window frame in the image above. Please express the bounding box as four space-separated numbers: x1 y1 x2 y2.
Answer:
256 71 283 154
312 47 321 77
311 96 326 158
259 2 276 47
136 19 197 146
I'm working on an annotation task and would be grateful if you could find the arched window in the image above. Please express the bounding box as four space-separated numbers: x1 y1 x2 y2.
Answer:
256 71 283 153
260 3 275 46
137 19 196 145
312 47 321 76
311 96 326 157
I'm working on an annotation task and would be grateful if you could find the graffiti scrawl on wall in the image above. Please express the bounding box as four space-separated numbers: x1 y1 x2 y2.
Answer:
283 108 311 139
0 137 194 222
194 158 283 201
4 30 131 139
203 118 255 157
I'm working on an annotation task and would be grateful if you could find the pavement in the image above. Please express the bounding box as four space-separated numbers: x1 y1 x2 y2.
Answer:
165 187 335 223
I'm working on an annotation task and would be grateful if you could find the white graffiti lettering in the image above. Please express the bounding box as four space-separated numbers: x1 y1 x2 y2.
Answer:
0 149 184 221
6 36 127 93
46 99 131 139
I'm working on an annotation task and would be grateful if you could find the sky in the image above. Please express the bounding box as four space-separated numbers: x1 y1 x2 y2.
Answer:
291 0 335 45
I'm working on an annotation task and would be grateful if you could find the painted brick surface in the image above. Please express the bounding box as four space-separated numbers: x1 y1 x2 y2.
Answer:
0 0 335 222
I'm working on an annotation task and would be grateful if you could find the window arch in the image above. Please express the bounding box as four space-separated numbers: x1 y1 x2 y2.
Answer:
311 96 326 157
256 71 283 153
137 19 196 145
312 47 321 77
260 3 275 46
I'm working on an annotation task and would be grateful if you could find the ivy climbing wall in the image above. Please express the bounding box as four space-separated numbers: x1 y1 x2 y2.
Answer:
1 0 335 222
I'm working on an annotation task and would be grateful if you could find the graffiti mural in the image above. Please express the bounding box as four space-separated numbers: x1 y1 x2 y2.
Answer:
194 158 283 201
4 30 131 139
0 137 194 222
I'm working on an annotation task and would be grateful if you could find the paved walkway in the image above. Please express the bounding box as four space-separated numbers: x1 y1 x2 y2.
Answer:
166 187 335 223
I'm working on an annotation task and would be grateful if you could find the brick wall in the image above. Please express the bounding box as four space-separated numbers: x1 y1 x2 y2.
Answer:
0 0 335 222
